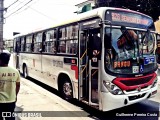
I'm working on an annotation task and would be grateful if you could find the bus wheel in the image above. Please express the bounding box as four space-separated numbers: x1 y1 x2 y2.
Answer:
60 80 73 100
23 65 28 78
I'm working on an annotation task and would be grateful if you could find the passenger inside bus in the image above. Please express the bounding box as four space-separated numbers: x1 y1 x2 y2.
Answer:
51 45 56 53
70 43 77 54
59 43 66 53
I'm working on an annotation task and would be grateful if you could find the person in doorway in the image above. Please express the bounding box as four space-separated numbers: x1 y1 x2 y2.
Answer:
0 50 21 120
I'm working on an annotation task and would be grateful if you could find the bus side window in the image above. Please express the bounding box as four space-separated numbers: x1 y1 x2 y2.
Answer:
58 27 67 53
33 34 37 52
66 40 78 54
14 38 21 52
42 32 46 52
16 41 20 52
20 37 26 52
45 29 57 54
71 40 78 54
65 25 78 54
33 32 43 53
30 34 34 52
26 35 33 52
32 35 36 52
59 41 66 53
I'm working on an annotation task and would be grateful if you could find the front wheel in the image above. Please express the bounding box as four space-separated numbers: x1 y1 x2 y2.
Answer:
60 80 73 100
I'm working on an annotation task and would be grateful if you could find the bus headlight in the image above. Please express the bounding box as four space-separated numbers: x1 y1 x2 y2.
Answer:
151 76 158 88
103 80 124 95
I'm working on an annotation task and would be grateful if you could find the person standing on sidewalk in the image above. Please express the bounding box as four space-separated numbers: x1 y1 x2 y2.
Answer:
0 50 21 120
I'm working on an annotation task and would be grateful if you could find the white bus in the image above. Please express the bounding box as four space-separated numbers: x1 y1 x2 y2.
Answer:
13 7 158 111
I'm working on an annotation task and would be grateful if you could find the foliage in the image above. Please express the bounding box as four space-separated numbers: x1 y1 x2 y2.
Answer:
96 0 160 21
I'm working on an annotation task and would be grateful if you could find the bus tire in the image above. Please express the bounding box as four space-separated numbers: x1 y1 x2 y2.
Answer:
23 65 28 78
60 79 73 100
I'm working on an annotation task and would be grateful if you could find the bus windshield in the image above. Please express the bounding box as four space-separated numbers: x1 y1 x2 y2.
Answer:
104 27 157 75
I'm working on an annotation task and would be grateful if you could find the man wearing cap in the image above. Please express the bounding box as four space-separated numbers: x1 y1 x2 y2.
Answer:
0 50 21 120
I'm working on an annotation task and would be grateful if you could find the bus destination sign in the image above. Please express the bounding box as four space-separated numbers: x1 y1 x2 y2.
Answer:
105 10 154 29
111 12 149 26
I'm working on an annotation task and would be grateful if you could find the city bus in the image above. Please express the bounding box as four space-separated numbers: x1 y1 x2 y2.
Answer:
13 7 158 111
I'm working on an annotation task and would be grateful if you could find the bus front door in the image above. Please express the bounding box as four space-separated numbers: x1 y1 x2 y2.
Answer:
79 29 101 106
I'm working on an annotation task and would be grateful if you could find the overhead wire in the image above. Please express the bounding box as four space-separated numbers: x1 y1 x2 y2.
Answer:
25 6 58 21
5 0 34 18
15 0 57 21
4 0 75 21
4 0 30 14
5 0 40 16
5 0 19 10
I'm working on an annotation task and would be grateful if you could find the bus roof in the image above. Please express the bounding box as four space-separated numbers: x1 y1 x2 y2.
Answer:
53 7 152 27
14 7 152 37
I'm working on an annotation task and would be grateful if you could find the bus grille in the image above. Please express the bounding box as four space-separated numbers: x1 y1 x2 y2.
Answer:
113 73 156 91
120 76 152 86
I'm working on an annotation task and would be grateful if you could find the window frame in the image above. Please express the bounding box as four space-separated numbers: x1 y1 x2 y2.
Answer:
44 29 57 54
25 34 33 52
57 24 78 55
20 36 26 52
33 32 43 53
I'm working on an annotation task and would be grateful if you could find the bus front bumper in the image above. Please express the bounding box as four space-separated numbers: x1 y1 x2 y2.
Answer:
101 85 158 111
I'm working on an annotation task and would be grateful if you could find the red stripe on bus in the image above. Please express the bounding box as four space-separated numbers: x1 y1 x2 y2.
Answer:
113 73 156 90
71 65 78 80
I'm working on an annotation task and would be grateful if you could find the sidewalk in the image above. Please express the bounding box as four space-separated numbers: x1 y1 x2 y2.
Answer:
14 78 89 120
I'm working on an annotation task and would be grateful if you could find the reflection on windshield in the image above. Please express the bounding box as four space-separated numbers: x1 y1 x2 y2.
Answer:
104 27 157 75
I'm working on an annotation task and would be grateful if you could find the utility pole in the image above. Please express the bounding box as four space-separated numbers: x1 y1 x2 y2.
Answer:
0 0 4 51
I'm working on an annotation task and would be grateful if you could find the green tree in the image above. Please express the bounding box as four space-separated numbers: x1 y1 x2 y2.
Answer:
96 0 160 21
